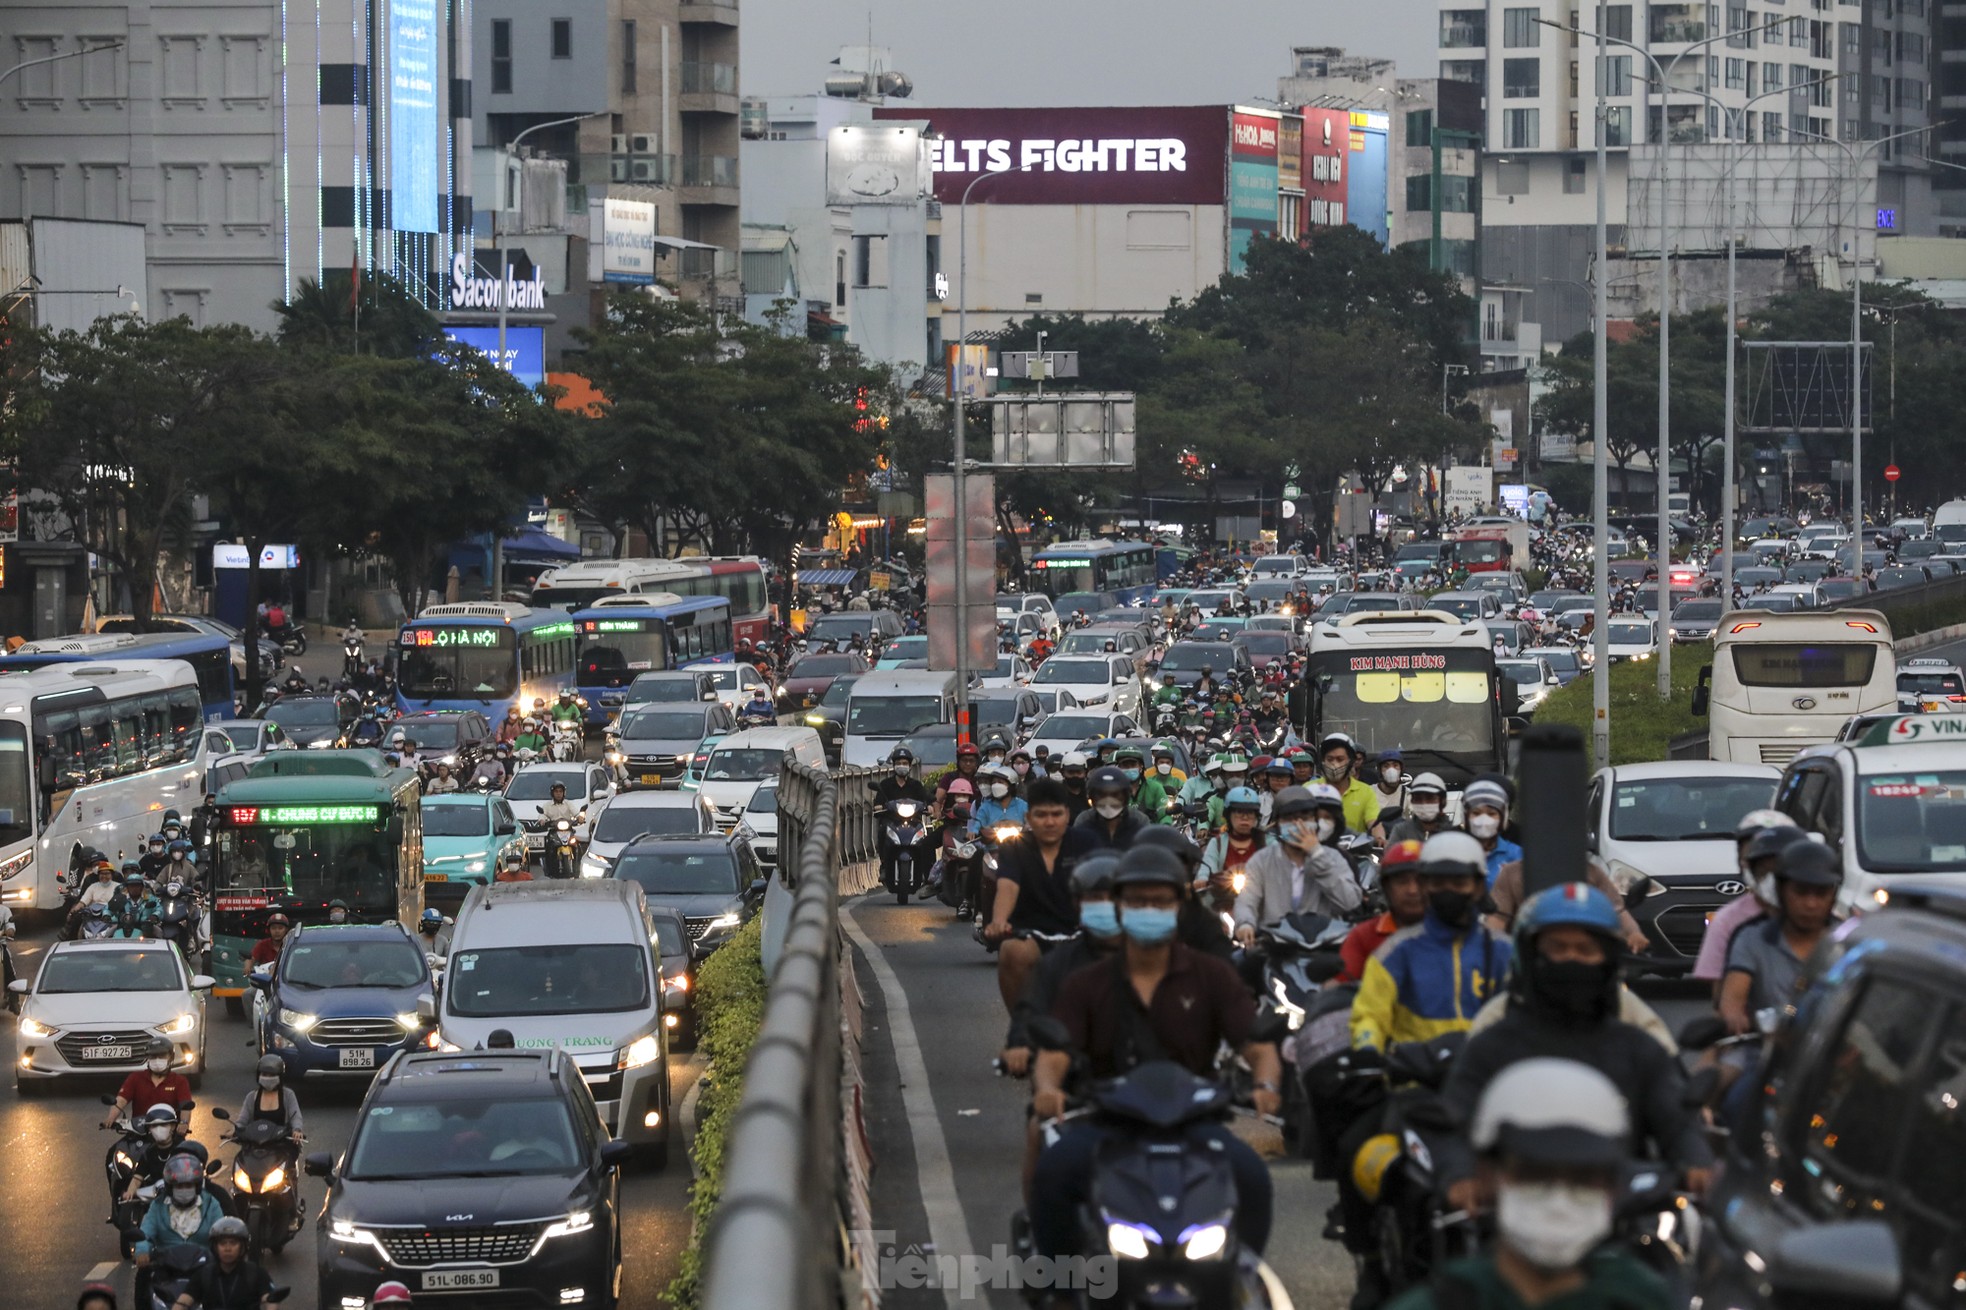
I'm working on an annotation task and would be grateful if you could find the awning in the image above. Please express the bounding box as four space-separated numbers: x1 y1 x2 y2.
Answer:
799 568 859 586
652 235 721 251
499 525 581 563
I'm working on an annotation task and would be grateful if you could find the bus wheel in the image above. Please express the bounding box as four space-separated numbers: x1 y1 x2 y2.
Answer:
225 995 245 1020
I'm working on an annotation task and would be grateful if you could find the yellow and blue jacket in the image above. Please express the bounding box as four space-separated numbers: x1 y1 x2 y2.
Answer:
1350 914 1512 1052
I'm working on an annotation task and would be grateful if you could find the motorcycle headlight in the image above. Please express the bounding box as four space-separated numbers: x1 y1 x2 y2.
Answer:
158 1013 196 1036
616 1035 660 1070
1105 1220 1155 1260
233 1166 254 1192
114 1150 135 1169
605 751 625 765
278 1008 318 1033
892 802 919 820
18 1015 53 1039
261 1165 286 1192
1180 1221 1230 1261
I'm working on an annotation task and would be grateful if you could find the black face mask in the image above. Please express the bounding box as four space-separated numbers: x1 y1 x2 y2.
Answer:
1530 957 1617 1022
1427 889 1477 930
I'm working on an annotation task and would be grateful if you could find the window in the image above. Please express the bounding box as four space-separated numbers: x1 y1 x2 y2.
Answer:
1604 104 1631 145
1442 9 1488 44
1407 108 1435 144
1443 59 1487 89
1726 56 1746 87
1763 109 1784 140
1843 20 1861 51
491 19 512 94
1406 174 1433 211
1872 25 1892 59
1764 61 1783 90
1604 53 1633 94
1900 78 1927 111
1900 31 1925 61
1571 60 1580 96
1565 157 1587 192
1504 7 1542 45
834 252 846 306
621 19 637 93
1811 18 1831 57
1649 2 1706 42
1441 174 1475 211
1798 978 1933 1208
1504 107 1541 147
551 18 572 57
852 234 888 288
1495 160 1531 195
1598 2 1635 39
1727 1 1752 43
1504 57 1543 95
1747 60 1757 94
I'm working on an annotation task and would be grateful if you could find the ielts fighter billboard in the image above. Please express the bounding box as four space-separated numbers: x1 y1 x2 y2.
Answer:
873 105 1230 205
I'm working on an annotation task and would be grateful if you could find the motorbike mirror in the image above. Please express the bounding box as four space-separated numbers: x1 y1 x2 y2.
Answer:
303 1152 336 1180
101 1093 118 1106
1768 1220 1901 1309
1676 1014 1729 1051
1026 1016 1073 1052
178 1099 196 1112
209 1106 232 1121
247 968 274 989
121 1225 145 1243
205 1157 225 1176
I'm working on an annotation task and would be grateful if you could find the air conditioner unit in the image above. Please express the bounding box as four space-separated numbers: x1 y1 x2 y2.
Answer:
630 132 659 156
630 159 662 181
611 157 631 182
610 134 629 155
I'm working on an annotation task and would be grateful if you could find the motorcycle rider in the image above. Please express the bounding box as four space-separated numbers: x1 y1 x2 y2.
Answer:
740 684 776 724
1335 839 1427 983
1029 845 1281 1272
973 763 1028 832
1691 811 1804 993
511 719 548 756
1007 744 1042 784
133 1153 227 1278
1053 751 1091 817
1369 748 1407 827
468 748 508 791
1231 784 1363 948
120 1104 198 1204
248 913 291 972
874 749 932 890
1387 1060 1674 1310
1437 883 1713 1218
68 859 122 935
1173 751 1235 834
1316 732 1384 842
105 1037 194 1129
169 1214 278 1310
425 762 459 795
189 792 223 852
1386 773 1452 845
1071 764 1153 849
1113 743 1170 822
934 743 983 810
539 783 582 880
1148 740 1185 788
1460 778 1523 886
496 707 525 746
550 688 586 731
984 778 1095 1011
1254 756 1295 825
239 1053 307 1223
77 1283 117 1310
1719 838 1842 1036
1485 851 1650 954
1198 785 1267 904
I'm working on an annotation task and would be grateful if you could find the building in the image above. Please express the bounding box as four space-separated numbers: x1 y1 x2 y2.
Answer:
1836 0 1937 236
1281 46 1399 111
0 0 473 331
1392 77 1483 290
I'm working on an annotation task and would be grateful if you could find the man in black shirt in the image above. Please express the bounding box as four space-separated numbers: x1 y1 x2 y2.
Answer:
873 749 932 890
985 779 1097 1011
1070 765 1153 848
172 1216 276 1309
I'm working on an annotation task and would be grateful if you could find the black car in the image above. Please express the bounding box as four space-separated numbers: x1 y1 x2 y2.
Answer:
390 710 493 773
649 905 698 1050
970 688 1045 746
1155 642 1250 690
802 673 859 766
607 832 766 954
260 693 355 748
309 1048 628 1309
1697 882 1966 1309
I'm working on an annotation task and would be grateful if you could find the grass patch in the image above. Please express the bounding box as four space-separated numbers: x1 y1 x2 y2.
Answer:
1871 592 1966 641
1534 649 1708 766
664 914 767 1310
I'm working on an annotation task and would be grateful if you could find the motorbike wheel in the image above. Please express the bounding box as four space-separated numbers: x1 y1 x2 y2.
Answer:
247 1207 275 1264
895 857 911 905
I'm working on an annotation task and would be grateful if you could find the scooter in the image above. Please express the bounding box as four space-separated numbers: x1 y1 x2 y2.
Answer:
211 1107 301 1261
1354 1032 1476 1300
342 636 364 680
549 721 583 763
547 817 580 879
882 800 932 904
153 883 202 961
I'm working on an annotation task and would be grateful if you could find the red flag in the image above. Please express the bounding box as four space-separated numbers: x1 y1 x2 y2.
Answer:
348 243 362 313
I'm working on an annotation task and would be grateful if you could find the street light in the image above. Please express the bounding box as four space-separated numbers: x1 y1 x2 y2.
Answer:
492 112 608 369
0 40 124 93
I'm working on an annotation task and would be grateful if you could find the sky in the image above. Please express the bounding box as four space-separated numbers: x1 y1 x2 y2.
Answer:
741 0 1441 107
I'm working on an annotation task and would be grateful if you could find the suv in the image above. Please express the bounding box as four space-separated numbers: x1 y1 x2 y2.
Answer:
389 711 492 774
608 831 767 956
308 1048 628 1309
252 922 435 1079
1698 882 1966 1309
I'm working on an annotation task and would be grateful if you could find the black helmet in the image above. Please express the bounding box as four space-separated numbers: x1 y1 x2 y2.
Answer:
1270 785 1320 820
1085 764 1131 796
1778 840 1843 888
256 1053 285 1079
1131 824 1202 871
1071 851 1122 898
146 1036 173 1059
209 1216 250 1244
889 748 914 765
1745 824 1810 867
1110 844 1189 891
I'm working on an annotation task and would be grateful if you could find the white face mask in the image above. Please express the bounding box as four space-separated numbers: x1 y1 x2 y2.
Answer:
1381 767 1401 786
1495 1181 1613 1269
1093 798 1125 820
1468 814 1502 840
1013 761 1031 776
1282 819 1319 848
1410 800 1442 822
258 1075 281 1090
147 1057 169 1075
1155 761 1172 776
1315 817 1337 842
171 1186 199 1207
149 1125 173 1142
1754 873 1779 906
989 783 1010 799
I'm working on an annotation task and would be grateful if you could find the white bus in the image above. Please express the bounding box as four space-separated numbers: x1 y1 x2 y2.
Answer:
530 558 702 613
1695 608 1897 766
0 661 213 913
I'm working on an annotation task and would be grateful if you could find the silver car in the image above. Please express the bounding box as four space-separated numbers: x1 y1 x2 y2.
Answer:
13 939 213 1092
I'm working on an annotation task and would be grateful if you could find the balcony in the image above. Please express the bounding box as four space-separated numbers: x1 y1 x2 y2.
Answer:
678 0 738 25
679 153 739 205
680 61 739 115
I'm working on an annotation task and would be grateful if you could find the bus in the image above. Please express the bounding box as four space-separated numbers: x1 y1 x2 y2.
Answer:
0 660 212 914
1305 611 1510 792
395 602 578 721
676 556 771 647
572 593 735 726
1028 540 1159 605
1695 608 1897 766
206 751 424 1010
1 632 237 720
530 558 702 613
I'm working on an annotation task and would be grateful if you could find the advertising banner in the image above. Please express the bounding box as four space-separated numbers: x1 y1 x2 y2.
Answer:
874 105 1230 205
594 198 657 284
827 123 927 205
1445 466 1492 516
1228 108 1280 273
1278 115 1303 192
1345 110 1391 247
387 0 440 233
946 342 991 400
1301 107 1349 229
443 325 546 390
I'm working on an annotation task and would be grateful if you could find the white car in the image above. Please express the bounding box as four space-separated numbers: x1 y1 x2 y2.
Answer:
977 651 1034 689
737 778 781 870
505 761 616 847
1604 617 1659 663
1031 653 1142 718
1497 656 1563 715
12 939 213 1092
996 594 1061 640
579 788 718 876
704 661 775 713
1024 709 1142 760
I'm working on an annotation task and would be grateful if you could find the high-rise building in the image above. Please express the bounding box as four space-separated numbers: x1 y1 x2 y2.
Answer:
1834 0 1937 235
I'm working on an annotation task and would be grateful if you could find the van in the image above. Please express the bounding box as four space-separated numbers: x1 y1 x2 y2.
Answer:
841 670 958 768
695 724 828 829
437 879 672 1162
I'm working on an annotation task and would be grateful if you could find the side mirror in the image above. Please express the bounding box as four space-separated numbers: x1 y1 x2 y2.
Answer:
416 994 437 1023
303 1152 336 1180
1768 1220 1901 1310
190 974 216 990
5 979 25 995
1691 665 1713 716
599 1139 634 1171
747 878 767 900
247 968 273 990
210 1106 233 1121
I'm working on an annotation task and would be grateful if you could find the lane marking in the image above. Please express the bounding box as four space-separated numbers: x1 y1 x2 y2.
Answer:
82 1262 118 1282
839 902 972 1310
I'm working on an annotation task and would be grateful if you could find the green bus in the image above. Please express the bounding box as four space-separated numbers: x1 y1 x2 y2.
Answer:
207 752 424 1013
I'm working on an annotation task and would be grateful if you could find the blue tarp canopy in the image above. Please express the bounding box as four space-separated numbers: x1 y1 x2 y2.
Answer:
800 568 859 586
497 525 581 564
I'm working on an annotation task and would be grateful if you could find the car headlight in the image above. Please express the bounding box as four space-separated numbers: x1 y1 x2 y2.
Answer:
1181 1221 1230 1261
331 1219 383 1251
581 854 609 878
616 1034 661 1070
1603 858 1652 894
664 973 689 993
707 911 741 931
395 1012 422 1030
234 1165 255 1193
805 714 825 726
1106 1220 1154 1260
465 860 486 874
542 1210 594 1240
158 1013 196 1036
278 1008 319 1033
18 1015 52 1039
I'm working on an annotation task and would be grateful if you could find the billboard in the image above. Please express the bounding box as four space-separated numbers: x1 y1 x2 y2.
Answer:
874 105 1229 205
594 198 657 284
1228 108 1280 273
388 0 441 233
1346 110 1390 247
1302 108 1349 229
443 325 546 390
827 124 928 205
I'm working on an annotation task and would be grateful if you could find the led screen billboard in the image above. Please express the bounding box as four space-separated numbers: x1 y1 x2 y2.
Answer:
444 325 545 390
1346 111 1390 247
1228 108 1280 273
389 0 441 233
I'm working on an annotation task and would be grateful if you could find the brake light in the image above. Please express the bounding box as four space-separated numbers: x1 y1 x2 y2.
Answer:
1844 621 1880 633
1727 621 1762 634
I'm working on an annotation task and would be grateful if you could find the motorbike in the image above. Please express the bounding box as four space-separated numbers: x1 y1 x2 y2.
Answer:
1336 834 1383 909
276 622 306 657
1250 913 1353 1157
211 1107 301 1261
549 721 583 764
341 636 364 680
153 884 202 961
547 816 581 879
1353 1032 1476 1300
77 907 117 940
735 706 778 731
881 799 932 904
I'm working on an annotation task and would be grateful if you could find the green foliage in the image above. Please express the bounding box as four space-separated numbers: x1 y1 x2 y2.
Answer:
273 268 442 359
664 914 767 1310
1534 649 1708 765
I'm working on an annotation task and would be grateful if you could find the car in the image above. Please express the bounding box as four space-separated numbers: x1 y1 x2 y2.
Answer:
692 725 827 831
614 669 720 726
1467 571 1532 604
608 831 767 955
1154 642 1252 691
259 692 354 749
1241 578 1301 615
206 717 292 758
1248 553 1310 578
1604 617 1659 663
1023 688 1082 717
997 612 1050 656
252 922 435 1078
388 710 493 774
799 674 858 765
970 687 1046 746
996 592 1060 639
1053 591 1118 624
580 789 718 877
1030 653 1143 717
1697 881 1966 1310
1898 537 1944 561
1875 565 1930 591
1024 709 1142 760
1187 617 1247 641
1733 565 1784 589
1181 588 1242 616
11 938 214 1092
896 724 961 773
737 777 781 870
1817 576 1869 605
1529 588 1584 613
1429 590 1504 622
1668 597 1727 643
649 905 699 1050
976 650 1034 689
1318 592 1420 625
420 792 529 905
777 650 869 712
1897 659 1966 713
1483 618 1534 657
507 761 617 847
1231 628 1302 669
607 700 736 788
1521 644 1587 686
675 729 731 791
701 661 776 714
872 635 929 670
1496 656 1563 715
1057 625 1151 670
1778 721 1966 906
801 609 905 652
308 1047 629 1310
1764 581 1824 610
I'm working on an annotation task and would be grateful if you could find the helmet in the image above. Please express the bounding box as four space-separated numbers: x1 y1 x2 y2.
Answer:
1150 741 1176 759
1378 748 1403 765
162 808 182 825
1304 782 1346 813
1058 751 1089 771
1735 808 1796 840
1462 778 1510 815
167 839 192 858
944 776 977 800
1380 839 1424 877
141 1104 179 1130
209 1216 250 1244
1745 824 1810 866
1223 785 1263 812
420 907 444 928
1218 752 1249 775
162 1154 204 1188
1262 757 1294 779
1469 1058 1629 1166
1515 882 1624 948
372 1283 415 1306
1072 851 1122 898
147 1036 173 1058
560 688 575 700
1415 831 1487 879
1408 771 1448 798
1110 844 1189 890
889 748 915 765
1132 825 1202 871
329 898 350 911
1778 840 1843 888
1113 742 1145 764
1093 737 1120 756
1317 732 1359 759
1085 765 1131 796
255 1053 286 1080
265 911 291 929
1271 785 1320 820
955 743 981 761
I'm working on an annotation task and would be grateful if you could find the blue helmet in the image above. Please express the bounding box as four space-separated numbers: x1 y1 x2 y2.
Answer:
1514 882 1624 950
1223 785 1262 811
420 908 444 927
1511 881 1627 1019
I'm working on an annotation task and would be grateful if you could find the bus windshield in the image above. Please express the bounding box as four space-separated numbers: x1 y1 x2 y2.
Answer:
1731 643 1879 688
398 631 517 698
213 822 398 911
0 724 33 851
579 630 668 688
1032 560 1096 595
1308 647 1497 780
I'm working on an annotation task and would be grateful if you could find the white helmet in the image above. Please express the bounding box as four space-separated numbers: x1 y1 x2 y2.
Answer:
1471 1058 1629 1166
1058 751 1090 770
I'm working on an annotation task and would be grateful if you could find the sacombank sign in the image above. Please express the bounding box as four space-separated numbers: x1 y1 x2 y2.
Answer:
874 105 1230 206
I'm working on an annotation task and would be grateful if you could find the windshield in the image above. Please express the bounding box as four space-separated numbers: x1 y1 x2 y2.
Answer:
1608 622 1653 644
1395 543 1445 561
1608 777 1775 840
505 770 581 800
422 805 491 837
0 724 31 850
594 802 701 843
789 655 858 678
613 849 739 895
1732 643 1879 687
1237 634 1293 656
971 698 1021 729
281 939 425 988
1033 659 1111 686
624 677 702 704
620 709 708 740
804 616 872 641
1059 633 1117 654
448 943 649 1017
221 725 264 750
214 824 397 910
1035 714 1108 740
1433 597 1486 620
38 948 180 994
1341 596 1402 614
347 1096 581 1179
847 695 944 736
1859 771 1966 870
653 919 687 956
1498 662 1545 686
1674 601 1723 620
1899 671 1966 696
818 678 857 709
1159 646 1236 672
397 630 516 698
266 699 341 728
880 637 928 661
703 747 783 782
746 786 779 814
1307 647 1497 775
578 631 667 688
1529 649 1579 672
394 720 460 751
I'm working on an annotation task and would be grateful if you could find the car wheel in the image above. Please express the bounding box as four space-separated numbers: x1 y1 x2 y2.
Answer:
14 1076 43 1098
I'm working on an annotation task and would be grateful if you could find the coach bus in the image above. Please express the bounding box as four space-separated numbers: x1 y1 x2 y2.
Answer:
395 602 578 721
1696 609 1897 766
1 632 237 720
530 558 702 613
1028 540 1158 605
675 556 771 647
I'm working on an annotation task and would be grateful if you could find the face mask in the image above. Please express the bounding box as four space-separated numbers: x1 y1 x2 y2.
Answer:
1064 774 1085 790
148 1058 169 1075
1495 1181 1614 1270
1428 889 1477 930
171 1187 199 1207
1093 798 1125 820
1155 761 1172 776
1532 957 1616 1020
1122 768 1141 783
1323 762 1350 783
1079 902 1120 938
1213 777 1229 792
258 1074 281 1090
150 1125 173 1142
1468 814 1502 840
1282 819 1319 848
1013 761 1031 776
329 911 347 924
989 783 1010 799
1410 800 1442 822
1119 905 1179 945
1381 767 1402 786
1315 817 1337 842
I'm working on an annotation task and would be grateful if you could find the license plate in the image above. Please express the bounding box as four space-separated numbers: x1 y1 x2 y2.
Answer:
338 1047 376 1070
422 1270 499 1291
424 872 448 882
640 773 664 786
81 1045 133 1061
525 832 546 848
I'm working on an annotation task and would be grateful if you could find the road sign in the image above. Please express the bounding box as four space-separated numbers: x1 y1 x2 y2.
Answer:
1885 464 1901 482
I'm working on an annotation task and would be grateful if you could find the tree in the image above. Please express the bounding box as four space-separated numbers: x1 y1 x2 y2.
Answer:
274 269 442 359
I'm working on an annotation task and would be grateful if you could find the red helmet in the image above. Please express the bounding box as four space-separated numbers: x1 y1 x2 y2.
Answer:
955 743 981 760
372 1282 414 1305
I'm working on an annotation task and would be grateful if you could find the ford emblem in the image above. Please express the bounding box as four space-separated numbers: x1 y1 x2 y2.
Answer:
1792 696 1817 710
1714 879 1747 896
